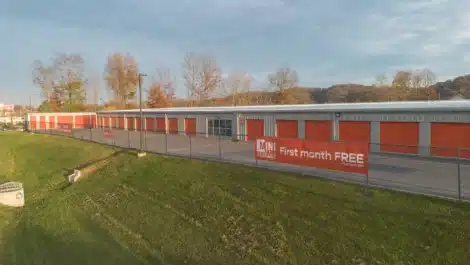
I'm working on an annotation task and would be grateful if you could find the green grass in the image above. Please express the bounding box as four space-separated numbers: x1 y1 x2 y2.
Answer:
1 132 470 265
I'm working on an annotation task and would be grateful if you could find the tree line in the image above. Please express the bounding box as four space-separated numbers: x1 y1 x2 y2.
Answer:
31 52 464 112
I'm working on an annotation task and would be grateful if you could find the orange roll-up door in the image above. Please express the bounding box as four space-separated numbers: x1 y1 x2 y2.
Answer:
58 116 73 127
305 120 331 142
136 117 143 131
185 118 197 135
339 121 370 143
246 119 264 141
156 118 166 133
431 123 470 158
49 116 56 129
118 117 125 129
145 117 154 131
75 115 84 129
127 117 134 130
30 116 37 130
168 118 178 134
380 122 419 154
276 120 298 139
39 116 46 129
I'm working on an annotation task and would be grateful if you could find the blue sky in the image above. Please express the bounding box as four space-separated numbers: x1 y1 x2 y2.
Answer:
1 0 470 105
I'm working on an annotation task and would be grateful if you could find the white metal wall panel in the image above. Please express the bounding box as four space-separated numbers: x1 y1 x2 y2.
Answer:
370 121 380 152
178 118 185 135
332 114 339 141
419 122 431 156
196 116 207 135
298 120 305 139
239 117 246 140
264 116 275 137
232 116 239 138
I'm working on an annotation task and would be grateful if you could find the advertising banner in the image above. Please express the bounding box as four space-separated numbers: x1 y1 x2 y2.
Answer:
58 124 72 134
255 137 369 174
103 128 112 137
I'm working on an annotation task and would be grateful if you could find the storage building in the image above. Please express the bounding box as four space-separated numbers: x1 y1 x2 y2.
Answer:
26 100 470 158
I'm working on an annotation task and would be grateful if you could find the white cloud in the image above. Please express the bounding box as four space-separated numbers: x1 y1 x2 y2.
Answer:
4 0 470 104
421 44 443 57
355 1 470 58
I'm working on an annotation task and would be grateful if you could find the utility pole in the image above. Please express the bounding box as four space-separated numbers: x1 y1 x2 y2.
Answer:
137 73 147 158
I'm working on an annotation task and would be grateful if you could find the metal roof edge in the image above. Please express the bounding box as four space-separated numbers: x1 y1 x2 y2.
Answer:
95 100 470 114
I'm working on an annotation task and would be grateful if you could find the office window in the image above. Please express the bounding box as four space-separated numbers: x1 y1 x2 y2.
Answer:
208 119 232 137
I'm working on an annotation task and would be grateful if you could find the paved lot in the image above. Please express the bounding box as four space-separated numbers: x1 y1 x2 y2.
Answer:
43 128 470 201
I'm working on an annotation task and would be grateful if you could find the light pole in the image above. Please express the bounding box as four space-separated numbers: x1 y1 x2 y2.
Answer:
137 73 147 157
28 93 38 133
29 94 37 112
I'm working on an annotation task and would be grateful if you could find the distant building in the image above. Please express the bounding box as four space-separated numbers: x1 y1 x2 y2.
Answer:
0 103 14 116
450 92 470 100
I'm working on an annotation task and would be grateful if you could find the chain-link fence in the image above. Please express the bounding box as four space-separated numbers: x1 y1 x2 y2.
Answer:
32 122 470 202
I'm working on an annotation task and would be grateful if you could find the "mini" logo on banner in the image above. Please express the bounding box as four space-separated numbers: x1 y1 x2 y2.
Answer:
256 139 276 160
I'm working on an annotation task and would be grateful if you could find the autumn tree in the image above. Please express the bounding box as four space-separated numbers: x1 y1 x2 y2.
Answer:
390 70 413 100
104 53 140 106
146 68 175 108
390 68 438 101
147 83 170 108
268 67 298 104
183 53 221 106
220 72 253 106
32 53 87 111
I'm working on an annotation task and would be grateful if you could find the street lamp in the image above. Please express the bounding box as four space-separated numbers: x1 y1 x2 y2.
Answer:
137 73 147 157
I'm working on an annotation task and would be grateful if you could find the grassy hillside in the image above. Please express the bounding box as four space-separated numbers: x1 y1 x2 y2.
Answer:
1 132 470 265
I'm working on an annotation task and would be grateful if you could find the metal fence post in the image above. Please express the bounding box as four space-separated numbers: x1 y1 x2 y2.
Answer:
255 135 259 167
218 135 222 160
189 134 192 159
457 148 462 201
127 130 131 149
165 132 168 154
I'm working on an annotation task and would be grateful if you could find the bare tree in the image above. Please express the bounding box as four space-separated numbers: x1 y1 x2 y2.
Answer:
86 75 101 110
220 72 252 106
32 53 87 110
267 67 298 104
183 53 221 106
104 53 140 105
410 69 424 96
268 67 298 91
375 73 388 87
32 60 56 101
411 70 423 89
155 68 176 102
421 68 437 88
55 53 87 107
